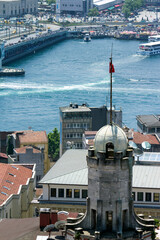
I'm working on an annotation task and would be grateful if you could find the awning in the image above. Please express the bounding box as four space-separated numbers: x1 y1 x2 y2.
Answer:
108 6 114 10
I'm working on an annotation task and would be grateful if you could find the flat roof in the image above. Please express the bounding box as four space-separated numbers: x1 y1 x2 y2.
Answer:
136 115 160 127
60 106 91 113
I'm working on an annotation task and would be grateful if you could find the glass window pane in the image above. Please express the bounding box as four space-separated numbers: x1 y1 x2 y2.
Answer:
74 189 80 198
145 192 151 202
66 189 72 198
51 188 56 197
137 192 143 201
58 188 64 198
154 193 159 202
82 189 88 199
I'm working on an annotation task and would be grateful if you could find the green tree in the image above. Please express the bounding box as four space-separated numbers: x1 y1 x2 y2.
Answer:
122 0 144 18
88 7 99 17
48 128 60 161
7 136 14 155
46 0 56 5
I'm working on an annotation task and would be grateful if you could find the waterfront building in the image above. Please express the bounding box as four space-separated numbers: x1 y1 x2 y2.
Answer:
93 0 123 11
9 130 50 174
59 103 122 156
8 146 44 185
0 0 38 18
0 163 36 219
56 0 93 16
136 114 160 134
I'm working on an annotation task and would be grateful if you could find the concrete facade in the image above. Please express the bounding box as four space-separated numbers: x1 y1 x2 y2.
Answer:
56 0 93 16
60 104 122 156
0 0 38 18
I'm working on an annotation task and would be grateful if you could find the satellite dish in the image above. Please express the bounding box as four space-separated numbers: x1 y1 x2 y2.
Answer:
142 141 151 150
133 148 143 156
55 220 66 230
129 141 138 149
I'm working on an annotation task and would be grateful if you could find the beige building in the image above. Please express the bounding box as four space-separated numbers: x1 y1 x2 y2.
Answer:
0 163 36 218
0 0 38 18
10 130 50 174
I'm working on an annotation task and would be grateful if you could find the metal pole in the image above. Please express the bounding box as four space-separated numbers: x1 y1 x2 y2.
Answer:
110 57 112 125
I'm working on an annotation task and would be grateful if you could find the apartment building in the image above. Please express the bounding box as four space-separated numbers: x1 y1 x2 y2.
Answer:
0 0 38 18
59 103 122 156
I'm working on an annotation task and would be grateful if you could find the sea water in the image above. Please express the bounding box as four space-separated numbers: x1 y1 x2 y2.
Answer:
0 38 160 133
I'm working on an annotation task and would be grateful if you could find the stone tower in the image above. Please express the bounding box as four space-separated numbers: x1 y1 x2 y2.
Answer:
66 124 154 239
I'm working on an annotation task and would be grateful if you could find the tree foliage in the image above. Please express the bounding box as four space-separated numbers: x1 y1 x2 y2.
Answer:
88 8 99 16
46 0 56 5
122 0 144 18
48 128 60 161
7 136 14 155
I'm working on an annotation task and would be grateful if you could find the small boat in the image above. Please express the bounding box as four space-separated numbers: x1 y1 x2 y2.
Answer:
137 41 160 56
84 33 91 42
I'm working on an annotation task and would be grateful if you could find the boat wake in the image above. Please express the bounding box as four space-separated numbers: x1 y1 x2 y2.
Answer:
0 79 110 96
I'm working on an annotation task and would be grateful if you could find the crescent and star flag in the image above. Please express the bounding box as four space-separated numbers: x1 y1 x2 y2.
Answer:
109 61 115 73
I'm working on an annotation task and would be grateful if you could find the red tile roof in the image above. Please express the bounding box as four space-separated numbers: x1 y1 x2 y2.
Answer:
133 132 159 145
0 163 33 205
15 146 41 154
18 131 48 144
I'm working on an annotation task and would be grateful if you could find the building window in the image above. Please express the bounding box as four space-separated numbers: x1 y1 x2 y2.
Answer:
51 188 56 197
82 189 88 198
153 193 159 202
74 189 80 198
66 189 72 198
137 192 143 201
145 192 151 202
132 192 135 201
58 188 64 198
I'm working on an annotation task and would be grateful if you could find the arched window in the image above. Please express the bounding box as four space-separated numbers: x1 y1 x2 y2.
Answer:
106 142 114 158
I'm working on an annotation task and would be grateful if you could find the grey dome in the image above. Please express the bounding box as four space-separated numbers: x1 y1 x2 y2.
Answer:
94 124 128 156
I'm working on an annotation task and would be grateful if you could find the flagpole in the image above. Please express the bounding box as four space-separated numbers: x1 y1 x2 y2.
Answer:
110 56 112 125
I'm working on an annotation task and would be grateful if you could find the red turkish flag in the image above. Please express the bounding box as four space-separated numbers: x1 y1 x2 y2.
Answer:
109 62 115 73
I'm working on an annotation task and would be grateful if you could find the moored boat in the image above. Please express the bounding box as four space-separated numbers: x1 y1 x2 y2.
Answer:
84 33 91 42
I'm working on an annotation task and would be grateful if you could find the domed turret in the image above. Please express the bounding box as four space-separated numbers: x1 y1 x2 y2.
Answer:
94 124 128 156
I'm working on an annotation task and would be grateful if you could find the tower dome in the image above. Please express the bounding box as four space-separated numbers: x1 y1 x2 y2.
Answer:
94 124 128 156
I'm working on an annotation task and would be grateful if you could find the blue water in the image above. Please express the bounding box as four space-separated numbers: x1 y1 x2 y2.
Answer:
0 38 160 133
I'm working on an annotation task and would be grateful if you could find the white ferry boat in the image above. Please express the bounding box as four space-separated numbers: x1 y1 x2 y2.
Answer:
148 35 160 42
138 41 160 56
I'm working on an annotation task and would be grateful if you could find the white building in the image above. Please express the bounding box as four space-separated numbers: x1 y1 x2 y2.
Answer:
37 148 160 220
0 0 38 18
56 0 93 16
